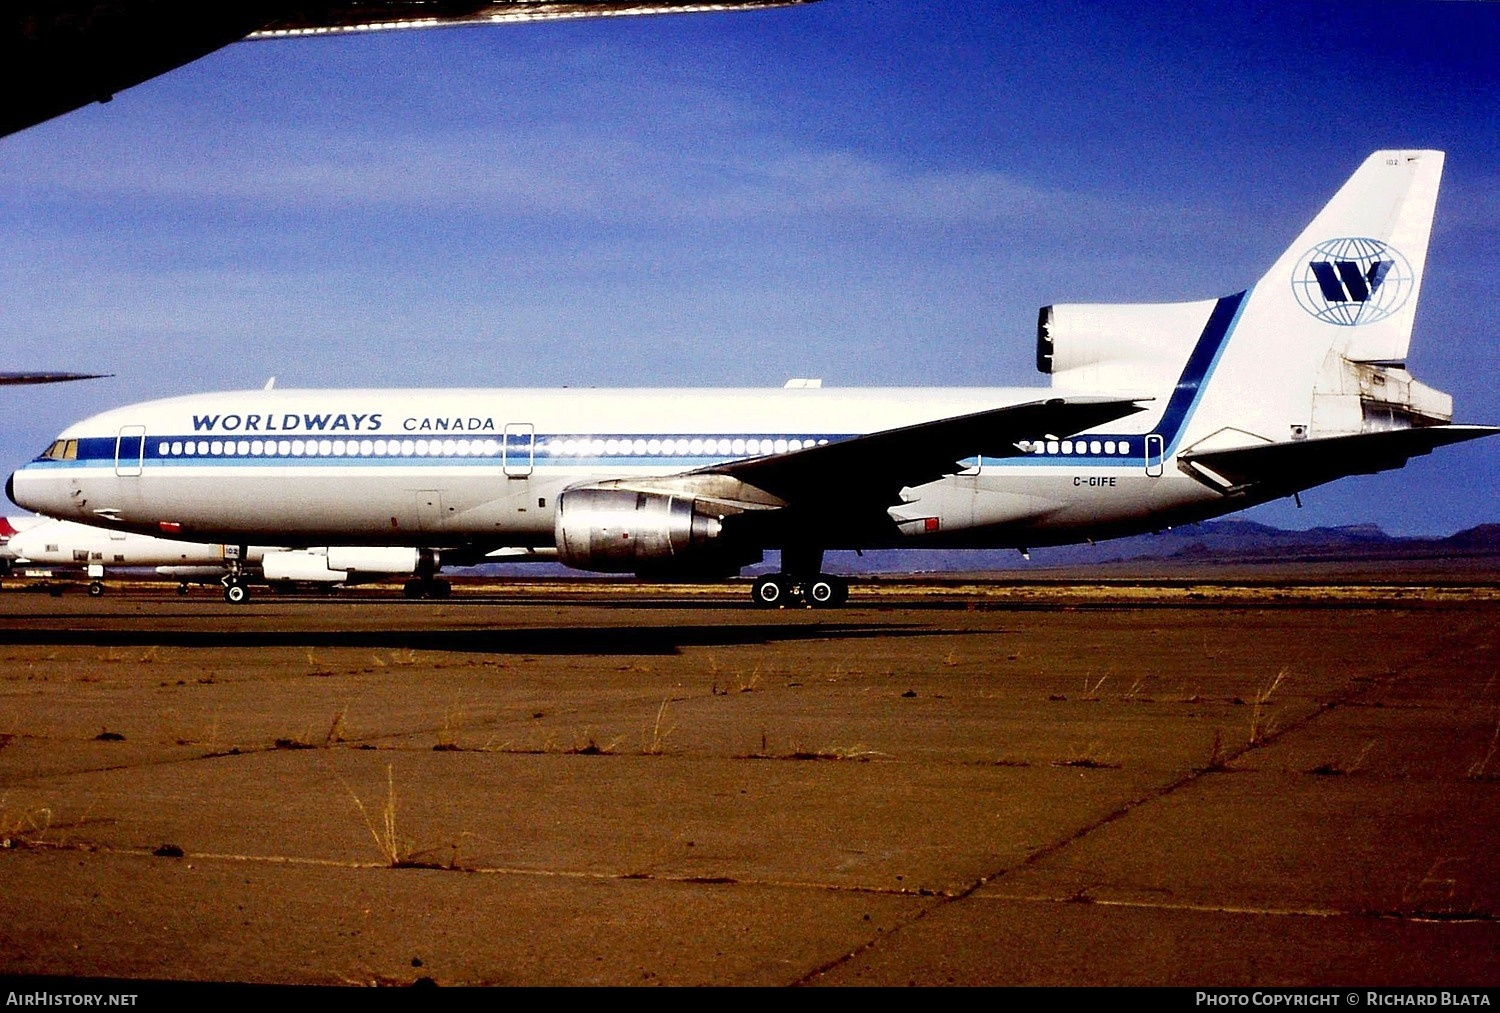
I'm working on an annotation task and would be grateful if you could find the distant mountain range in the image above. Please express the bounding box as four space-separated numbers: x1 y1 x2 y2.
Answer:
825 520 1500 575
471 521 1500 578
824 520 1500 576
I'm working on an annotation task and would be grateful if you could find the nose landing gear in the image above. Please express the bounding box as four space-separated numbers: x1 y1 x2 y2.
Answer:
221 550 250 603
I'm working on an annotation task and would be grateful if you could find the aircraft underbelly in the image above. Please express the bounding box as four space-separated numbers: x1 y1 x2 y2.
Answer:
897 470 1223 544
54 469 561 545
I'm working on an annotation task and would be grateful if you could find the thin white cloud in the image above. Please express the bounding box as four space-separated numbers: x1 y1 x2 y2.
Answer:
2 118 1175 238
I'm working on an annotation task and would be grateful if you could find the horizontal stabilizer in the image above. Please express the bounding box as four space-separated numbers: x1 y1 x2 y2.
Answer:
1178 426 1499 497
705 396 1145 506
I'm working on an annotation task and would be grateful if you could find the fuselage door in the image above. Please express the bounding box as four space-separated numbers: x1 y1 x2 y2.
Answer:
413 491 446 533
503 423 534 478
115 426 145 477
1144 434 1165 478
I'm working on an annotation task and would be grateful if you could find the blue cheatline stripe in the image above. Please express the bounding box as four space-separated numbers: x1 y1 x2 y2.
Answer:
40 434 856 469
1155 288 1249 456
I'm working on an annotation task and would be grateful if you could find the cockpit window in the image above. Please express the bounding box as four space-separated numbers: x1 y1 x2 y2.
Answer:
40 439 78 461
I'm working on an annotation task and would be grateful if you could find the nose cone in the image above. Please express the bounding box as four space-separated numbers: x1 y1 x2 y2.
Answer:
7 467 46 514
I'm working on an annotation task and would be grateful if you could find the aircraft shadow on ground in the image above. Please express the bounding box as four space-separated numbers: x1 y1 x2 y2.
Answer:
0 623 977 656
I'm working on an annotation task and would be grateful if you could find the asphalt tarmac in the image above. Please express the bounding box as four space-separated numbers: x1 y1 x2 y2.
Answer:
0 578 1495 987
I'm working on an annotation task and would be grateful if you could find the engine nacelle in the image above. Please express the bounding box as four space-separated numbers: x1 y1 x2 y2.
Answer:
1037 299 1217 394
554 487 757 577
325 546 420 574
260 550 346 584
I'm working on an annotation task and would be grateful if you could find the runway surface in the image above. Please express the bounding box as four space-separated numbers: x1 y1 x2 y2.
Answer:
0 579 1496 986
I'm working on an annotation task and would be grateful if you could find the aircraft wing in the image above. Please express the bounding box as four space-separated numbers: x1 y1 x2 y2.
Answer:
247 1 821 39
699 396 1146 508
1177 425 1500 497
0 371 111 385
2 1 819 138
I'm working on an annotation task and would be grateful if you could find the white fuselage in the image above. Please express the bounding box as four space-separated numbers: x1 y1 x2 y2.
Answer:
8 385 1227 559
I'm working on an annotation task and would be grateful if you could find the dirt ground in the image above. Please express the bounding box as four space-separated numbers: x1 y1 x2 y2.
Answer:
0 577 1496 987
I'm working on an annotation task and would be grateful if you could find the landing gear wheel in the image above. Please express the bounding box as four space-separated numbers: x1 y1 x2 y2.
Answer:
429 578 452 600
403 578 425 600
176 583 190 596
223 581 249 604
804 575 848 609
751 575 789 608
87 581 104 598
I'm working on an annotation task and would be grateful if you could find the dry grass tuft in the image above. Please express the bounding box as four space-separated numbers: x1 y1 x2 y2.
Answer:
435 695 465 751
0 798 53 849
325 705 349 747
1052 741 1121 769
345 764 430 868
788 744 882 761
642 699 676 755
1248 668 1289 746
567 729 625 755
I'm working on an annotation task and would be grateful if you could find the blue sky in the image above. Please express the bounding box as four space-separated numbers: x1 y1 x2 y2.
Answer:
2 0 1496 536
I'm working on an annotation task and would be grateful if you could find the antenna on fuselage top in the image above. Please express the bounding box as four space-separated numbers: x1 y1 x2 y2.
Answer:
264 377 276 390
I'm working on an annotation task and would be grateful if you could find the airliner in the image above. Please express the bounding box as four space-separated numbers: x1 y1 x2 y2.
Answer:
9 151 1495 606
0 515 454 600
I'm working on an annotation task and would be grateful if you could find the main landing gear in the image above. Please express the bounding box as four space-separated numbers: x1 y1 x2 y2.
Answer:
402 577 451 600
751 573 849 609
402 549 450 600
751 547 849 609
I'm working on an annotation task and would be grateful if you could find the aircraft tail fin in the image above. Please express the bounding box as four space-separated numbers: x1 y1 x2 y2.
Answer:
1042 150 1454 457
1262 149 1442 366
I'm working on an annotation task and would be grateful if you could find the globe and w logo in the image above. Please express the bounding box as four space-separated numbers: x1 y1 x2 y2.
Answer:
1290 237 1414 326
